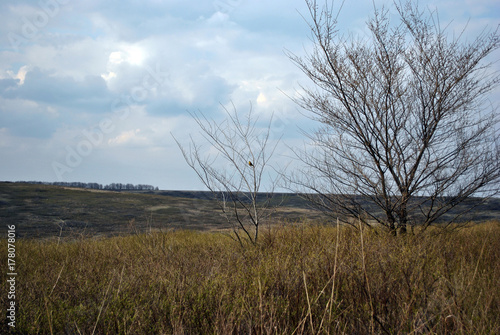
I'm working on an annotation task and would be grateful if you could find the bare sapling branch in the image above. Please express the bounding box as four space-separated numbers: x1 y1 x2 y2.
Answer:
173 103 284 245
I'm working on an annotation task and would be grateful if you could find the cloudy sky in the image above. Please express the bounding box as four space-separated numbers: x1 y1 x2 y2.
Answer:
1 0 499 190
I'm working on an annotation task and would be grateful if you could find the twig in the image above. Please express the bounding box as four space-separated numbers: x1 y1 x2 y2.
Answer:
92 274 115 335
303 271 315 334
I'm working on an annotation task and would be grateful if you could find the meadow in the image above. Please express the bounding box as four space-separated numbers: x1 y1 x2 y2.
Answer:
0 182 326 239
1 221 499 334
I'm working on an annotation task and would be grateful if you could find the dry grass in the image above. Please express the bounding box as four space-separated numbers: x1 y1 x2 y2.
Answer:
1 221 499 334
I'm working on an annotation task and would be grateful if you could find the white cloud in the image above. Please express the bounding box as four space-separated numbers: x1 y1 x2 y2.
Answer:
108 129 146 146
206 11 231 25
20 37 110 80
6 65 29 84
0 0 498 189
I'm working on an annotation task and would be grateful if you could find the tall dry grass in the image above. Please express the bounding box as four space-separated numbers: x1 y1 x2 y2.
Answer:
1 221 499 334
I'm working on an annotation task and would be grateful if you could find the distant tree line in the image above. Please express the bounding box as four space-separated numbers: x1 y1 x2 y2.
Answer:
17 181 159 191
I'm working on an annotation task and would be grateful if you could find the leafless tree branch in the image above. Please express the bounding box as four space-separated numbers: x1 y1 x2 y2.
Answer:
286 0 500 233
173 103 284 245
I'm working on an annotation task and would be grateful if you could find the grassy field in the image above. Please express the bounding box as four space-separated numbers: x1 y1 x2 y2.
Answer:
1 221 499 334
0 182 327 239
1 182 499 333
2 182 499 240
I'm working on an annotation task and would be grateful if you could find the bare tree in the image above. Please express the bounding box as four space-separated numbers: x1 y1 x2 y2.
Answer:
174 103 282 245
287 0 500 233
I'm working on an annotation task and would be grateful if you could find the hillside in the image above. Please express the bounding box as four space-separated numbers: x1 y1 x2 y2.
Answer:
0 182 324 239
1 182 499 239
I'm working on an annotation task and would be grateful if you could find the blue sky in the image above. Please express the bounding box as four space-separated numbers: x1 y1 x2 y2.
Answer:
1 0 499 190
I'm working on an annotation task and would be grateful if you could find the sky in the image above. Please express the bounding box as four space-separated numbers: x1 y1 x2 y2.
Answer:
1 0 499 190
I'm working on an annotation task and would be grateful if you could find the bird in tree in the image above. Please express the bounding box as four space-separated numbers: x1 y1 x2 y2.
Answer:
248 161 254 167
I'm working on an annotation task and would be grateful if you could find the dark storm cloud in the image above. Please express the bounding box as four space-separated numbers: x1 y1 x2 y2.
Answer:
2 67 111 112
